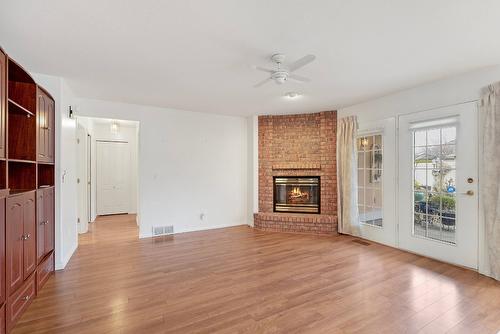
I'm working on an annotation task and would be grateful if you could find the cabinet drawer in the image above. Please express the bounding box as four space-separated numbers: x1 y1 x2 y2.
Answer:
7 273 35 331
37 252 54 292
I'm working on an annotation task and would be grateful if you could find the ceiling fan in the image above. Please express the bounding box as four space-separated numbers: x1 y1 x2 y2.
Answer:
252 53 315 88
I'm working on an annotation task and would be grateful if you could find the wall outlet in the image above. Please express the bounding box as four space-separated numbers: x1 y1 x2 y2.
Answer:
200 213 205 221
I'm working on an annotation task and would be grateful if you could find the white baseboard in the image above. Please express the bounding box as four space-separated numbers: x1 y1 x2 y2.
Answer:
139 223 247 239
55 241 78 270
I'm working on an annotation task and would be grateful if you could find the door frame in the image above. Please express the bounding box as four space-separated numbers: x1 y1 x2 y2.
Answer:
397 102 479 269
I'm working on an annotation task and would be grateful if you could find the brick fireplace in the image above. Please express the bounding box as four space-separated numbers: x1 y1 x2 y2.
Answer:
254 111 338 234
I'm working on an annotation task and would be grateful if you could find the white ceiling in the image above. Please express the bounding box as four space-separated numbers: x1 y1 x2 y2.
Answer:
1 1 500 116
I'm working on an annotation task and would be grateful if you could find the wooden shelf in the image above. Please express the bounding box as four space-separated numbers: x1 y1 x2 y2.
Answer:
37 164 54 188
7 159 36 164
8 161 36 192
8 99 35 117
8 189 36 196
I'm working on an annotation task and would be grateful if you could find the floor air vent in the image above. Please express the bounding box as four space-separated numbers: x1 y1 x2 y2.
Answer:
152 225 174 236
352 239 371 246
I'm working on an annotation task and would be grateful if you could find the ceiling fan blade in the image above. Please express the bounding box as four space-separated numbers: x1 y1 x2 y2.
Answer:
253 65 273 73
288 55 316 72
253 77 272 88
288 73 310 83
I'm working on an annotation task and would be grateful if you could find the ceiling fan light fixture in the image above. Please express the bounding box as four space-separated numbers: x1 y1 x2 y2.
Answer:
284 92 301 99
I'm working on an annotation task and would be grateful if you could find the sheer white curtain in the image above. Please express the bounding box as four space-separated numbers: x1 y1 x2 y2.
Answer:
337 116 360 236
479 82 500 281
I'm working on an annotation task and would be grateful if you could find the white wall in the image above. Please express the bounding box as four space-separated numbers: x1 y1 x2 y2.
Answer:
338 64 500 278
339 65 500 121
74 98 248 238
32 74 78 270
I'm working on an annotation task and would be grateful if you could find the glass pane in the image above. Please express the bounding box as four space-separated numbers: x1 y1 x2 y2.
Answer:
358 188 364 206
441 127 456 145
414 169 429 191
414 146 429 166
370 169 382 185
365 188 374 206
411 124 457 244
357 152 365 169
358 169 366 187
357 133 384 227
373 189 382 208
427 128 441 145
414 130 426 147
414 191 427 214
373 150 382 169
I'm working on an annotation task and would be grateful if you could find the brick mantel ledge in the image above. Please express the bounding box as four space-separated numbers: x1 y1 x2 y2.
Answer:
254 212 338 235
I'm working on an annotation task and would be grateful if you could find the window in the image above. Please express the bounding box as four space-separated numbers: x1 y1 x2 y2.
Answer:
357 134 383 227
413 126 456 244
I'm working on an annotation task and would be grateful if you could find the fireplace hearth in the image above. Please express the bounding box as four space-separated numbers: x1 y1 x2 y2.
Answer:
274 177 320 214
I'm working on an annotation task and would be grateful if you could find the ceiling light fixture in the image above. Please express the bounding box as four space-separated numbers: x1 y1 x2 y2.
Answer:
284 92 301 99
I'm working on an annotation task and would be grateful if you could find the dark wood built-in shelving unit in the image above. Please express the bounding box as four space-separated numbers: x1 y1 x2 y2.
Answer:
0 46 55 333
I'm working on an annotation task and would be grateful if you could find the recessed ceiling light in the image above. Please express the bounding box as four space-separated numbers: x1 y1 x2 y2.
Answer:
284 92 301 99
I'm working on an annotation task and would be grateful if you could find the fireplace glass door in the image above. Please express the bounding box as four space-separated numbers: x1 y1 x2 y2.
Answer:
274 177 320 214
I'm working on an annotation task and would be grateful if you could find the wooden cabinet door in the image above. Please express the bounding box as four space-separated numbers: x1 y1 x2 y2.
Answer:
0 303 5 334
36 189 46 264
44 187 54 254
37 91 47 162
6 196 24 295
0 199 5 306
37 89 54 163
0 49 5 158
22 193 36 280
47 98 55 162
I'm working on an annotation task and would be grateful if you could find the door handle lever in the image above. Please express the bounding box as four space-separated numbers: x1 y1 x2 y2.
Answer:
460 190 474 196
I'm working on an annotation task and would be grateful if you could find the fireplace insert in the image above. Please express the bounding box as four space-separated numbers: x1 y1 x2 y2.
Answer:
273 176 320 214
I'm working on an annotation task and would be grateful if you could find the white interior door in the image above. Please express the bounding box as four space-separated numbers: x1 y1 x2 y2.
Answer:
398 103 478 269
96 141 130 215
76 123 89 233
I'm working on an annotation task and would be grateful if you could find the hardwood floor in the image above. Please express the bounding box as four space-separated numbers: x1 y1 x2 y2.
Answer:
11 214 500 333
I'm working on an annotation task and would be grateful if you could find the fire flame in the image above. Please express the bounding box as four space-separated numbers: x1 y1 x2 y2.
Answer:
289 187 309 200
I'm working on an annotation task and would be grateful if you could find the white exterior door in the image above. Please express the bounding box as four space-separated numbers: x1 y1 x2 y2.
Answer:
398 103 478 269
356 118 397 247
96 141 130 215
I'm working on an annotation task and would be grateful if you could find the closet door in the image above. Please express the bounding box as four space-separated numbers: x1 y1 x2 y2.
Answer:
0 49 5 158
6 196 24 294
22 193 36 280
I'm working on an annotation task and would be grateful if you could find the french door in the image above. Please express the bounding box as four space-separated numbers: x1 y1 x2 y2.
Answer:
398 103 478 269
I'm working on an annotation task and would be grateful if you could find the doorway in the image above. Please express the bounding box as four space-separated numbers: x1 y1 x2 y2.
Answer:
75 117 139 233
397 103 478 269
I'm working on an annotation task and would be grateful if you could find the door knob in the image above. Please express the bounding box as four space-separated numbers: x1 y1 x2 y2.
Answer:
461 190 474 196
